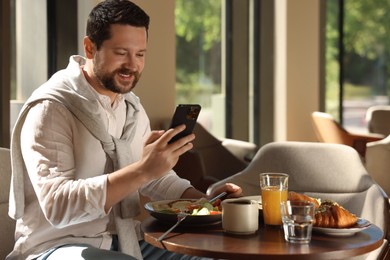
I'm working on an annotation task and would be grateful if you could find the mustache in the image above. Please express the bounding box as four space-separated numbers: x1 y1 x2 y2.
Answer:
117 68 138 76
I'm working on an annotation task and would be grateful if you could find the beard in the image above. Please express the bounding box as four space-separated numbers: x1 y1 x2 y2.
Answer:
94 66 140 94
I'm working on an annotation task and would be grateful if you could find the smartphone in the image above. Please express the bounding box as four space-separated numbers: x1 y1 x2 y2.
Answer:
168 104 201 143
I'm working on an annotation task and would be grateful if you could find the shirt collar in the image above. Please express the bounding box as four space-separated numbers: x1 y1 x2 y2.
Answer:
88 85 124 111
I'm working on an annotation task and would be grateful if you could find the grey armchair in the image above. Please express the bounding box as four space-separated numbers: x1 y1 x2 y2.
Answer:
0 147 15 259
208 141 389 259
160 120 258 191
366 135 390 199
311 111 384 157
365 105 390 136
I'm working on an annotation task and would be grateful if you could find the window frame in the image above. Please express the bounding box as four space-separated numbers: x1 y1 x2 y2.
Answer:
0 0 11 148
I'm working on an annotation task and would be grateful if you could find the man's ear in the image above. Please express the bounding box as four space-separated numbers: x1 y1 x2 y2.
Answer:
84 36 95 59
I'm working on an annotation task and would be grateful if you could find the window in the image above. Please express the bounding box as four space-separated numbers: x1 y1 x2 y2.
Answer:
324 0 340 121
326 0 390 133
175 0 224 138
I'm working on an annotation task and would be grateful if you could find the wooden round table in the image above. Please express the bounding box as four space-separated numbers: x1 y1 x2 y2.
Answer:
141 217 384 259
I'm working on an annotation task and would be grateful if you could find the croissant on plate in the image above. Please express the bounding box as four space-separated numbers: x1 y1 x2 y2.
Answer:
288 191 321 209
314 201 358 228
288 192 358 228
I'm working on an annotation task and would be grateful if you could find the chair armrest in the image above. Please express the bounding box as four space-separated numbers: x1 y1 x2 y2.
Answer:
221 139 258 163
349 132 385 140
349 132 384 157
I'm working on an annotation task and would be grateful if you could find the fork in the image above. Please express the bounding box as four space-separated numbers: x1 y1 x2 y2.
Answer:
157 191 227 242
157 212 188 241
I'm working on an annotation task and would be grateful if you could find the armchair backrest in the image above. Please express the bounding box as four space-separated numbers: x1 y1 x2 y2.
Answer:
191 123 247 180
0 147 15 259
366 105 390 136
221 142 373 194
311 111 384 157
366 135 390 197
311 111 353 145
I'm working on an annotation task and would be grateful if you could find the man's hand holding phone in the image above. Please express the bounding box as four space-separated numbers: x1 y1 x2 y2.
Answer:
139 125 194 179
168 104 201 144
136 104 201 180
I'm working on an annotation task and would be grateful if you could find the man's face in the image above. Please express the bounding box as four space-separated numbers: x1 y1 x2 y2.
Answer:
92 24 147 94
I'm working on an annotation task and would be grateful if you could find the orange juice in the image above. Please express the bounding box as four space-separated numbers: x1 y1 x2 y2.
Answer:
261 187 288 225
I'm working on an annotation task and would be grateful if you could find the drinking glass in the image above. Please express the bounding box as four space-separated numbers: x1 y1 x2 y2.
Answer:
280 201 315 243
259 173 289 226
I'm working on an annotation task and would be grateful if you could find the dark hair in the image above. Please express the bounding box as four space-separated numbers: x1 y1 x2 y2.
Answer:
86 0 150 50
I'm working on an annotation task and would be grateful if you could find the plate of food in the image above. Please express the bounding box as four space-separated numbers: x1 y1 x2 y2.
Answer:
288 192 371 237
312 218 371 237
144 198 223 226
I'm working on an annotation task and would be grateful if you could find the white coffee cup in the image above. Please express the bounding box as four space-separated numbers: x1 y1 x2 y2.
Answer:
222 198 259 234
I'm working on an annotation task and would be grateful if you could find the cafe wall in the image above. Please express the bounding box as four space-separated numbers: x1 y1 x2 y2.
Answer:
275 0 322 142
131 0 176 131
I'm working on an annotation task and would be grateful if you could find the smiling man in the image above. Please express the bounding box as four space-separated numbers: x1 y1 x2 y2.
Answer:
83 24 146 99
7 1 241 260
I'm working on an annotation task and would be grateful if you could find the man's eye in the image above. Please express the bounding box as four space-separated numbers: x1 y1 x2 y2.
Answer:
115 51 126 56
137 53 145 57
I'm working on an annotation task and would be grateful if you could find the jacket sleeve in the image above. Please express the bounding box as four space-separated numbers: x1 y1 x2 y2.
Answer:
20 100 108 227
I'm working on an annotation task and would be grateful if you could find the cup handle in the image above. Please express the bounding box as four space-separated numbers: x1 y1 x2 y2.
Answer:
252 200 262 210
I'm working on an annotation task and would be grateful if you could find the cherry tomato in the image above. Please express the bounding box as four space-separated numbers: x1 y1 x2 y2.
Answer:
212 199 221 207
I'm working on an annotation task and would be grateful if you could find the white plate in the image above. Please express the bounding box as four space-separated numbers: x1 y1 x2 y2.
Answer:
144 199 222 227
312 218 371 237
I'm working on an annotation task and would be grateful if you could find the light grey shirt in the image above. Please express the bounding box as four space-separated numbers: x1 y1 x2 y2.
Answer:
7 56 192 260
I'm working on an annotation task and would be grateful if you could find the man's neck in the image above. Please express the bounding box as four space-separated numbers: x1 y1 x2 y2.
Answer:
81 66 118 105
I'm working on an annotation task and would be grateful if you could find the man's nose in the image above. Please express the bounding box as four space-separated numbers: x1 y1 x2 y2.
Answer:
124 56 138 71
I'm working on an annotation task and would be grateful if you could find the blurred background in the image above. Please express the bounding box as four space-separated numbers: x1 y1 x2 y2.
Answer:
1 0 389 148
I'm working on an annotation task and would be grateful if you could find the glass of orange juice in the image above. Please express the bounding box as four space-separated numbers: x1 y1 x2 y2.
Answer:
259 173 289 226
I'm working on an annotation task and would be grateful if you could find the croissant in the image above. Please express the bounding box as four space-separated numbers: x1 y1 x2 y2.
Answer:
288 191 321 209
288 192 358 228
314 201 358 228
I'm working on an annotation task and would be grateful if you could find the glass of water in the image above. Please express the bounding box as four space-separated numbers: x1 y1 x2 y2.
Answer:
280 200 315 243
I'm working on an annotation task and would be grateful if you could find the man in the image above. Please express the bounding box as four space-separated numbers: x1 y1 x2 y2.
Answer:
7 1 241 259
